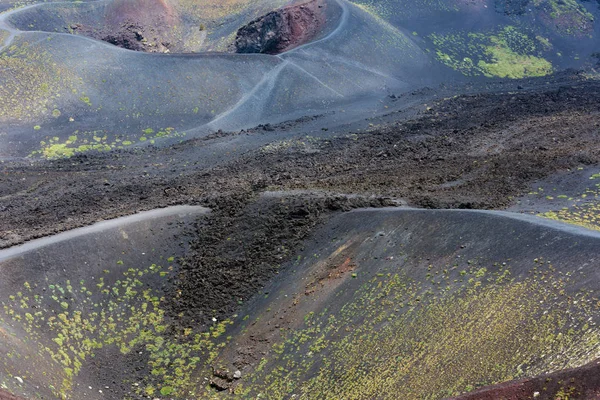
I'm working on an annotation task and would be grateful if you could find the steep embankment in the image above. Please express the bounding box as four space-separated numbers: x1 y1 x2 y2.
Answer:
3 198 600 399
203 208 600 398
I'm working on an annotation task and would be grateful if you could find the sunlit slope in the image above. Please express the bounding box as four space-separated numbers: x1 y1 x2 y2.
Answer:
1 0 599 158
1 208 600 398
6 0 292 52
207 209 600 399
0 32 281 156
350 0 600 77
0 0 434 157
208 0 432 130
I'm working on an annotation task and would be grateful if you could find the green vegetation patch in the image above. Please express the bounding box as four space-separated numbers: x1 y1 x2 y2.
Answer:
235 260 600 398
0 29 9 47
29 127 184 159
0 262 232 399
538 179 600 231
2 246 599 398
431 26 553 78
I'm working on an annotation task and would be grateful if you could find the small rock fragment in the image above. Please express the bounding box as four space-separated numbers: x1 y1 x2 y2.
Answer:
210 377 230 391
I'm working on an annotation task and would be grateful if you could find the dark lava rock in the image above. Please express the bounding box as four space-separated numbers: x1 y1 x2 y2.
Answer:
236 11 286 54
70 20 171 52
101 23 148 52
235 0 326 55
209 376 231 391
67 0 178 53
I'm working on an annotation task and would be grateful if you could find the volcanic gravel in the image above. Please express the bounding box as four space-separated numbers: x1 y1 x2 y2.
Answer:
1 72 600 335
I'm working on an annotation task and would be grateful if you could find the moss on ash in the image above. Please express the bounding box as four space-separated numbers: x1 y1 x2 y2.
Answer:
0 41 75 121
0 261 232 399
538 176 600 231
2 245 600 398
0 29 9 47
533 0 594 36
233 260 600 399
430 26 553 78
29 127 185 159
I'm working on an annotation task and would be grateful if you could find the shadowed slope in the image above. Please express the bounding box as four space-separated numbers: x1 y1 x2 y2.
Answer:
0 206 208 399
3 205 600 398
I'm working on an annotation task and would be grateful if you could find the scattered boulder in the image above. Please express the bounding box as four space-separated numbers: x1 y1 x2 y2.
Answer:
210 367 240 391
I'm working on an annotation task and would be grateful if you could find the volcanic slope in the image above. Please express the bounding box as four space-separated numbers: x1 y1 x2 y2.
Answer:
4 203 600 398
0 0 600 398
201 207 600 399
0 0 432 158
2 0 599 158
0 206 208 399
1 73 599 249
0 50 598 400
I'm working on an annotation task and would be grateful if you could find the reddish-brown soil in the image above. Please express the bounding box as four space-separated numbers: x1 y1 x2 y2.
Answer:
71 0 179 52
0 390 24 400
207 233 363 392
235 0 326 54
452 359 600 400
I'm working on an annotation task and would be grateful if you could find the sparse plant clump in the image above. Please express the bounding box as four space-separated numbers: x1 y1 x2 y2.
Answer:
0 29 9 46
538 180 600 231
0 261 233 399
29 127 184 159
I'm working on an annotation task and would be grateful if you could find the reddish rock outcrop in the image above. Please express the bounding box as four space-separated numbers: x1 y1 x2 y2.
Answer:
451 359 600 400
235 0 326 55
